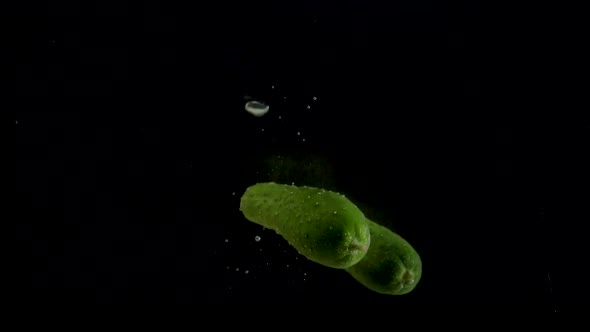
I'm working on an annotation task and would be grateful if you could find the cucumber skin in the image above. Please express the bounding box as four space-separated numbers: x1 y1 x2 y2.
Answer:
240 182 370 269
346 219 422 295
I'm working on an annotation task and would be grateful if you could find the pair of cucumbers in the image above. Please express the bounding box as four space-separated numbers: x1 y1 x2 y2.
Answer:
239 182 422 295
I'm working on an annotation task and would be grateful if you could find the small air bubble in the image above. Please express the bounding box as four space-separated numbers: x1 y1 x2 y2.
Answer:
313 96 317 101
225 239 229 243
278 116 282 119
236 268 240 271
302 138 306 142
255 236 261 242
261 128 265 132
304 273 307 276
297 131 301 136
245 270 249 274
306 105 311 109
231 192 235 196
286 265 290 268
334 211 337 214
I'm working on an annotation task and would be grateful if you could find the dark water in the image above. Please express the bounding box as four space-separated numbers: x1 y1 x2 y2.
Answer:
9 2 560 310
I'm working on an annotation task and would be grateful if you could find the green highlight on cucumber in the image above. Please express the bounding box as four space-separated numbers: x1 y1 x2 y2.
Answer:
239 182 370 269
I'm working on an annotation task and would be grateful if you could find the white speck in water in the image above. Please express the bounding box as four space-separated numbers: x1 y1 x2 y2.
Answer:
271 85 275 89
297 131 301 136
236 268 240 271
286 265 290 268
334 211 337 214
290 191 293 194
307 195 311 198
245 100 270 117
317 192 322 195
255 236 261 242
312 96 317 101
302 138 306 142
315 202 319 205
225 239 229 243
231 192 235 196
245 270 249 274
226 266 229 269
304 273 307 276
329 226 333 230
283 96 287 100
260 248 263 252
291 182 295 185
306 105 311 109
261 128 264 132
278 116 282 119
15 120 19 125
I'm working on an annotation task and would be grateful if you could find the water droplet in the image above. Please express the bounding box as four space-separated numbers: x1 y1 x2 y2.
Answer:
255 236 261 242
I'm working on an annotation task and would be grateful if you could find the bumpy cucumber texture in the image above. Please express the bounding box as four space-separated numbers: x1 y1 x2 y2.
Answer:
345 218 422 295
240 182 370 269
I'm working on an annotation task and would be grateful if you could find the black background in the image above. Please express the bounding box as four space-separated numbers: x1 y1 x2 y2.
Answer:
8 1 565 310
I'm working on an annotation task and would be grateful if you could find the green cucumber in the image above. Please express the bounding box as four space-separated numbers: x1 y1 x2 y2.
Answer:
240 182 370 269
346 218 422 295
